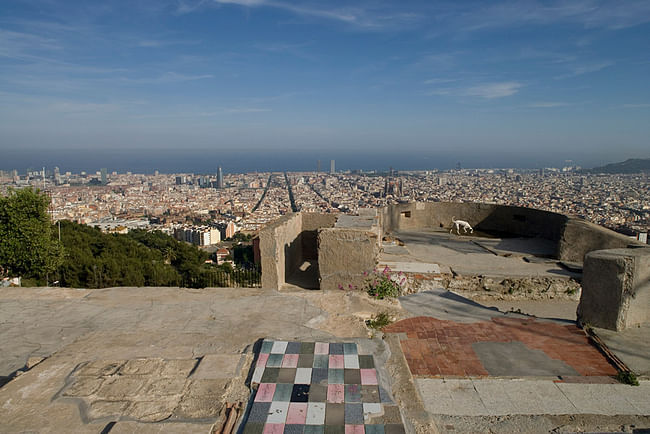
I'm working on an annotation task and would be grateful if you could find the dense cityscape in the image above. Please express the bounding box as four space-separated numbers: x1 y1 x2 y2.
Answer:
1 165 648 245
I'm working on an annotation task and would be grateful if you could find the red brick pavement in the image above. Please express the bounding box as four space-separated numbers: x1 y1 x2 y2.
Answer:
383 316 617 377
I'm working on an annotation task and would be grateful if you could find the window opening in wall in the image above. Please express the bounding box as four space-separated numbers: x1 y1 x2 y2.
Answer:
401 211 411 218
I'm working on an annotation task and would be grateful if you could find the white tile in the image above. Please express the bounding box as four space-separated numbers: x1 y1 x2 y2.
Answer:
251 366 264 384
271 341 288 354
344 354 359 369
306 402 326 425
295 368 312 384
267 401 289 423
363 403 382 421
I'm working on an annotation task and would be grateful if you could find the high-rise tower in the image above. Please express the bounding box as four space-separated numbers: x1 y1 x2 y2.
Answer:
217 166 224 189
330 160 335 174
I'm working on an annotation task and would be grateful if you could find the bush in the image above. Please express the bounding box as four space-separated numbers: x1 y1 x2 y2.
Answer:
616 371 639 386
364 266 404 299
365 312 393 330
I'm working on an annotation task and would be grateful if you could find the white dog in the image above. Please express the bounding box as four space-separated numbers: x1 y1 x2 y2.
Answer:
450 216 473 235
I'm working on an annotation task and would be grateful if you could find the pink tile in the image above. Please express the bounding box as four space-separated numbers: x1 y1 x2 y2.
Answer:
327 384 345 403
286 403 308 424
263 423 284 434
282 354 299 368
360 369 378 385
257 353 269 368
329 355 345 369
346 425 365 434
254 383 276 402
315 342 329 354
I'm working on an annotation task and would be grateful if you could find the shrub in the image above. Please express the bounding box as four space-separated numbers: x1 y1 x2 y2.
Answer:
364 266 404 299
365 312 393 330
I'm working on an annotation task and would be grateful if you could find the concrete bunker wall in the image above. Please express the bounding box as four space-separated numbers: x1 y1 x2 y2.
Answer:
259 212 337 289
381 202 642 263
578 248 650 331
318 228 380 292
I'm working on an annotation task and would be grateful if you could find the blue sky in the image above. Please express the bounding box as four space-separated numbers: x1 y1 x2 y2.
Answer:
1 0 649 168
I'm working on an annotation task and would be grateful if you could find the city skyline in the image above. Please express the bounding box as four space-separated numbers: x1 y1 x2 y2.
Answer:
1 0 650 164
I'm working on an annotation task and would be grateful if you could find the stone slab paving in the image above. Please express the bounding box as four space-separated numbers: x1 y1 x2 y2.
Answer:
242 339 406 434
383 316 617 377
416 378 650 416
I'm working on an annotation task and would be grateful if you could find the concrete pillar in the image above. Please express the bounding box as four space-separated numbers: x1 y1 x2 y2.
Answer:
578 248 650 331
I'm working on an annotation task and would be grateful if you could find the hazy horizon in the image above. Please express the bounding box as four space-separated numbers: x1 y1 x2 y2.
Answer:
1 148 641 175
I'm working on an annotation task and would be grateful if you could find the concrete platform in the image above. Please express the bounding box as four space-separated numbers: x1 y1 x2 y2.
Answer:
595 324 650 377
388 230 579 279
416 378 650 416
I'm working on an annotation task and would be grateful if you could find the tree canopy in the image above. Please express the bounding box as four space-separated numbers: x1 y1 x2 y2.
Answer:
0 188 63 279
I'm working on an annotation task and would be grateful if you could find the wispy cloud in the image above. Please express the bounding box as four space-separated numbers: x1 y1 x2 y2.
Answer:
619 103 650 109
556 61 613 79
122 72 214 84
464 82 522 98
458 0 650 32
212 0 422 29
423 78 459 85
527 101 569 108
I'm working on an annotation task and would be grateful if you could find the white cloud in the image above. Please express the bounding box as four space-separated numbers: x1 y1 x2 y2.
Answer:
527 101 569 108
620 103 650 109
464 82 522 98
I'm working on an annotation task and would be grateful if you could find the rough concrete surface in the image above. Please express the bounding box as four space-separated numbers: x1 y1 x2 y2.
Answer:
416 378 650 416
595 324 650 377
579 248 650 331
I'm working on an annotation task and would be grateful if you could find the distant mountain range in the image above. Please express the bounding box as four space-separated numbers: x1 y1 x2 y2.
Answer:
584 158 650 174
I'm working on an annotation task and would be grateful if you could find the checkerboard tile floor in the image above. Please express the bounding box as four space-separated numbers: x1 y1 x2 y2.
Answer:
242 340 406 434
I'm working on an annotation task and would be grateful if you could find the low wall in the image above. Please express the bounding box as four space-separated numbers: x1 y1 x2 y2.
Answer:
301 213 338 261
318 228 380 291
260 213 303 289
558 219 641 263
578 248 650 331
382 202 644 263
259 212 338 290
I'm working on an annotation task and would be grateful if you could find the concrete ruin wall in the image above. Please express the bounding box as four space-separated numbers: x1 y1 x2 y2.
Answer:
318 228 380 291
382 202 644 263
260 213 303 289
301 213 338 261
557 219 640 263
578 248 650 331
259 212 338 290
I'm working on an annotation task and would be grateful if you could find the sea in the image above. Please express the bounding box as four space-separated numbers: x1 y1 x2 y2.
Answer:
1 148 591 174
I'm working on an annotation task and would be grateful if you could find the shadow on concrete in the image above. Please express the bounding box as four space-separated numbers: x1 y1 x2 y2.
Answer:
283 231 320 290
400 289 575 326
285 260 320 290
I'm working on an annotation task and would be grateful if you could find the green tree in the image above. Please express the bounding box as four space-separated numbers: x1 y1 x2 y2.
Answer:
0 188 63 279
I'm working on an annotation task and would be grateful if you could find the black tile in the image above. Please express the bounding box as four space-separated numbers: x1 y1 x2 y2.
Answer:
324 426 344 434
291 384 310 402
329 343 344 355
